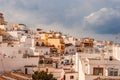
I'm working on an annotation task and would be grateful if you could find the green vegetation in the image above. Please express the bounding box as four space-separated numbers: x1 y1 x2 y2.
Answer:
32 71 57 80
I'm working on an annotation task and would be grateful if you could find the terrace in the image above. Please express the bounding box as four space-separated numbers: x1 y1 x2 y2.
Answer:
0 71 32 80
86 75 120 80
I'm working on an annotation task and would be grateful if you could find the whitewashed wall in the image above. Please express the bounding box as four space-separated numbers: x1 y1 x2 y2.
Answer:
0 54 39 72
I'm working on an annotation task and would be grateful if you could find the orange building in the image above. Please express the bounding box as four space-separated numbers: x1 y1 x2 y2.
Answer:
81 38 94 48
48 37 65 54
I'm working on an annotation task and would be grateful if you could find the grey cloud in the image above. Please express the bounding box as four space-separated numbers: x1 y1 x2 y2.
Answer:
0 0 101 27
84 8 120 34
0 0 119 26
0 0 120 41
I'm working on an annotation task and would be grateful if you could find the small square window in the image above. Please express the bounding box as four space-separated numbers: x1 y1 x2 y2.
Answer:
70 75 74 79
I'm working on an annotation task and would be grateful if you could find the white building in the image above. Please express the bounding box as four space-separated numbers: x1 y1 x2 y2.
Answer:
0 53 39 73
34 46 50 56
0 36 2 42
64 44 76 55
74 42 120 80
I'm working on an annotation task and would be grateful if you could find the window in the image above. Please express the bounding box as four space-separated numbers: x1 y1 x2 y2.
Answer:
70 75 74 79
41 42 45 46
18 50 21 54
45 52 48 55
65 59 69 64
39 60 44 64
109 56 113 61
11 45 14 47
69 49 71 52
36 42 39 46
93 67 103 75
72 49 74 51
84 43 89 47
108 68 118 76
23 53 29 58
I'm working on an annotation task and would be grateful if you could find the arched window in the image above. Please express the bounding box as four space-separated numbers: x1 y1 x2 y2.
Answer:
36 42 39 46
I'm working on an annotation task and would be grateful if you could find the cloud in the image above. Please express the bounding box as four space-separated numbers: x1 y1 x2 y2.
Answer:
84 8 120 34
0 0 100 27
0 0 120 41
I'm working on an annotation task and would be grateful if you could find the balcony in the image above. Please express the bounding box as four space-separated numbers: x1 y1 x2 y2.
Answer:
85 75 120 80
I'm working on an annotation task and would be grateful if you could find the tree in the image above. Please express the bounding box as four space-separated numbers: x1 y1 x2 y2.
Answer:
32 71 57 80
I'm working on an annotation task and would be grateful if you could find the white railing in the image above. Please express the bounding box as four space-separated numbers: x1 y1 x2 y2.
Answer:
85 75 120 80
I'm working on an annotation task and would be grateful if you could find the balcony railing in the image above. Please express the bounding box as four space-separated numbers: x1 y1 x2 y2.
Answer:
85 75 120 80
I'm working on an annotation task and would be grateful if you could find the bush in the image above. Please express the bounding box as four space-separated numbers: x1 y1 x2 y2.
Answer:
32 71 57 80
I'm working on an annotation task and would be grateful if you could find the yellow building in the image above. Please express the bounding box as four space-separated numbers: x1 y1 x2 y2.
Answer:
39 32 49 45
39 32 55 45
48 37 65 53
12 24 19 30
39 32 65 53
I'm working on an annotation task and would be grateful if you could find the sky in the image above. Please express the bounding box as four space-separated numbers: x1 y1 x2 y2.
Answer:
0 0 120 42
